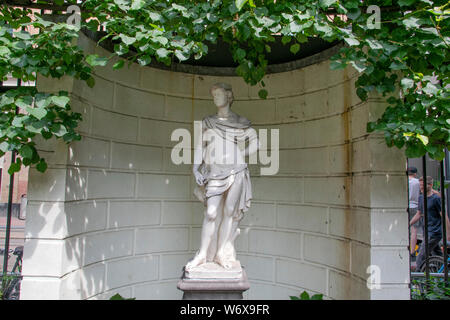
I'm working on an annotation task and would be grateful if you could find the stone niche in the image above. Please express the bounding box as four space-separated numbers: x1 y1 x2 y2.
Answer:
20 32 409 300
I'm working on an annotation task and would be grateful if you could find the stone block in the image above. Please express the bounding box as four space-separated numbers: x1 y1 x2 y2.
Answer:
370 247 409 284
252 176 303 202
328 208 371 244
304 234 351 272
73 76 114 110
371 209 409 246
22 239 65 277
91 107 138 142
68 137 110 168
232 98 277 125
37 75 74 94
246 281 302 300
279 147 328 174
106 255 159 289
25 201 66 239
193 99 216 121
162 201 202 225
28 168 66 202
141 67 194 97
111 142 163 171
109 200 161 228
93 55 141 87
329 145 348 174
87 170 135 199
276 259 327 293
165 96 193 121
327 83 347 115
65 201 108 236
160 253 193 280
249 229 301 258
369 284 410 300
276 204 328 234
276 94 305 123
134 280 182 299
328 270 370 299
304 177 348 206
114 84 165 118
68 262 106 299
83 230 134 265
239 254 274 282
70 97 91 134
138 118 191 147
65 168 88 201
370 174 407 209
135 227 189 254
303 115 346 147
20 277 61 300
350 242 371 279
137 174 191 199
240 202 276 228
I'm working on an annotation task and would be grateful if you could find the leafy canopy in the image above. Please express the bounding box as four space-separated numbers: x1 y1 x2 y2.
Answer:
0 0 449 174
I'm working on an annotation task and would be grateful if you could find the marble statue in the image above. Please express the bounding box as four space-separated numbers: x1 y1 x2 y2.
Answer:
185 82 258 276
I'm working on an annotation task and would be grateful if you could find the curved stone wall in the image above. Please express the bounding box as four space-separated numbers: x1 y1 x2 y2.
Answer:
21 33 409 300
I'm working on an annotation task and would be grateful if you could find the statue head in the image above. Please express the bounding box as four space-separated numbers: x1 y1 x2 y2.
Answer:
210 82 234 108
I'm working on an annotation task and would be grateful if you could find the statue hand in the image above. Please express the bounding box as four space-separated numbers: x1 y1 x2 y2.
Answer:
194 172 205 186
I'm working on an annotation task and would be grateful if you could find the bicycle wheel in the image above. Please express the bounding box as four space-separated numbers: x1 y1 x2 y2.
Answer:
3 277 20 300
418 256 445 273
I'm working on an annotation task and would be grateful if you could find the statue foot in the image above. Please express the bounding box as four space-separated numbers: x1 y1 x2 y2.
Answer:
185 253 206 270
214 253 232 269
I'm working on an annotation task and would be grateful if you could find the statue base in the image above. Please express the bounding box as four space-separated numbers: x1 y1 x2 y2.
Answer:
177 264 250 300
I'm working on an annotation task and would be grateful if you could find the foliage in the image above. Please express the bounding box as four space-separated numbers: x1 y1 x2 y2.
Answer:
0 0 449 174
411 277 450 300
290 290 324 300
109 293 136 300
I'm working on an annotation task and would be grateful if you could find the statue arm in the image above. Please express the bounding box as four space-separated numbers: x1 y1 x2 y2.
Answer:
193 121 207 185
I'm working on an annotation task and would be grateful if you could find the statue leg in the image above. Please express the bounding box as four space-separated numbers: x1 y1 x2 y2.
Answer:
214 175 244 269
186 194 223 270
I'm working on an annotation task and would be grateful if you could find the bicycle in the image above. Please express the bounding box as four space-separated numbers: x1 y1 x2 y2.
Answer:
0 246 23 300
418 241 450 273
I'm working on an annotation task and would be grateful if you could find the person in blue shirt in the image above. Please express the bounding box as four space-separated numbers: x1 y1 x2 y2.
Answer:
410 176 443 270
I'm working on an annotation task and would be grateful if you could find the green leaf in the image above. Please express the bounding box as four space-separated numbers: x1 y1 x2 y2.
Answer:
235 48 246 60
290 296 300 300
131 0 145 10
319 0 337 8
258 89 268 99
86 77 95 88
290 43 300 54
281 36 291 45
156 48 170 59
398 0 416 6
86 54 108 67
113 60 125 70
300 291 310 300
235 0 248 11
175 50 190 62
311 294 324 300
19 145 33 159
51 96 70 108
119 34 136 46
26 107 47 120
401 78 414 90
8 159 22 175
36 159 47 173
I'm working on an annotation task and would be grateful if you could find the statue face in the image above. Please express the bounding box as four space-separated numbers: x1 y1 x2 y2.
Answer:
211 87 229 108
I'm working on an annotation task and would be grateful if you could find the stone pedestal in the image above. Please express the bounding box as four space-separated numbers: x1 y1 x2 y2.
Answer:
177 264 250 300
